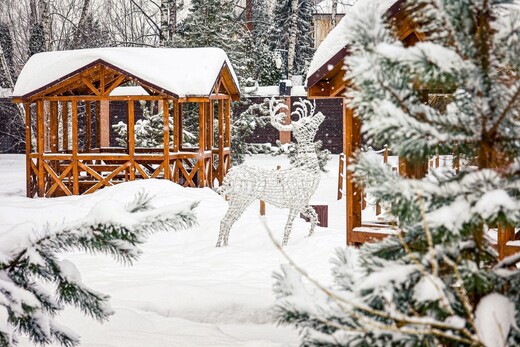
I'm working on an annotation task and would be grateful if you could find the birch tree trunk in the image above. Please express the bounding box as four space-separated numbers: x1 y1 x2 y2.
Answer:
168 0 176 42
39 0 51 50
331 0 338 27
72 0 91 49
286 0 299 79
160 0 169 47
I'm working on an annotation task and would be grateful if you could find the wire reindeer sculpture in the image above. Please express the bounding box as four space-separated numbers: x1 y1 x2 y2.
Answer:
216 98 325 247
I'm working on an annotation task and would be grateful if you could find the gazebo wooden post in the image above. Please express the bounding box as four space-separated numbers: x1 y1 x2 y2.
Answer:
163 98 171 180
95 101 101 149
71 100 79 195
128 100 135 181
62 102 69 151
345 106 362 245
24 103 32 197
173 101 181 183
218 99 224 184
198 102 206 187
224 99 231 171
50 101 58 153
86 101 92 151
208 101 214 187
36 100 45 197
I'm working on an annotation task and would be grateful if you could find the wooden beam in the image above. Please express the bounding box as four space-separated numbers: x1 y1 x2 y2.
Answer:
128 100 135 181
62 102 69 151
95 101 101 148
198 102 206 187
86 101 92 151
163 99 170 181
104 75 126 96
24 103 32 197
345 106 362 245
71 100 79 195
37 100 45 197
49 101 59 153
218 99 224 185
173 100 180 152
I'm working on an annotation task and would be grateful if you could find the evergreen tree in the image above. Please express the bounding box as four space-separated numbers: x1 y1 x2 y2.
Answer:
0 192 197 346
270 0 315 80
273 1 520 346
249 0 279 85
230 98 271 165
113 101 174 148
178 0 254 85
28 22 45 57
0 23 14 88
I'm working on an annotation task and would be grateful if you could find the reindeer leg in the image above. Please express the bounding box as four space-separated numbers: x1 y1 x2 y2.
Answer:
217 197 253 247
282 208 299 246
302 205 319 237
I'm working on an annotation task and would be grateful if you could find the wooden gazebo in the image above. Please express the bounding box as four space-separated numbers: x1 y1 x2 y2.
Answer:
12 47 240 198
307 0 519 259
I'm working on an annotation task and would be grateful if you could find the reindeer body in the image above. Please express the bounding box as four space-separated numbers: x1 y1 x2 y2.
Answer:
216 99 324 247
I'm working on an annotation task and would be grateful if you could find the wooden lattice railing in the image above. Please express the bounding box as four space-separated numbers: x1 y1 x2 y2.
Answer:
28 147 230 198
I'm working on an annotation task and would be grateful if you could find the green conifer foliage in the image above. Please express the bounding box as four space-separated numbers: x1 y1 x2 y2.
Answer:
273 1 520 346
0 193 197 346
270 0 315 78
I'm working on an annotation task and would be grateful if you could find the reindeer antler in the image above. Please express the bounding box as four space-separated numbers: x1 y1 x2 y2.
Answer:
269 97 293 132
291 99 316 121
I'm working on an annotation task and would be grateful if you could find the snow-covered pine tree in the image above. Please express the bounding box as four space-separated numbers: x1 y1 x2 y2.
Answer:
0 192 197 346
248 0 279 85
270 0 314 80
178 0 254 85
273 1 520 346
112 101 175 148
230 98 271 165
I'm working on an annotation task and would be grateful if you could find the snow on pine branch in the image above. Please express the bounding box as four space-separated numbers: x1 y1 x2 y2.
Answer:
0 191 197 346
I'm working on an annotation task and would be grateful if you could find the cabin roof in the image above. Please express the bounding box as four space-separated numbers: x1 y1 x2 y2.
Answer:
307 0 404 89
13 47 240 100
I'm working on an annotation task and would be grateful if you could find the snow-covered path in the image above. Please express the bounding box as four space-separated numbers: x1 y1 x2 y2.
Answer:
0 154 346 347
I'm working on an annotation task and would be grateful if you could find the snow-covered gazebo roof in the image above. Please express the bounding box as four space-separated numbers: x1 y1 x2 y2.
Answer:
13 47 240 101
307 0 402 94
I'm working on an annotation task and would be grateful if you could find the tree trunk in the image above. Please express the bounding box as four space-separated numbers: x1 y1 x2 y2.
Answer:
39 0 51 50
72 0 91 49
168 0 176 42
160 0 169 47
287 0 299 79
331 0 338 27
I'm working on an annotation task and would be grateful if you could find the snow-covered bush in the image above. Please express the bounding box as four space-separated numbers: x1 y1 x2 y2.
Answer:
0 192 197 346
273 1 520 346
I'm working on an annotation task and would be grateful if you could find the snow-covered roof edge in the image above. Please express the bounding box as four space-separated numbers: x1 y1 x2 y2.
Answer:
13 47 240 100
307 0 402 88
243 85 307 98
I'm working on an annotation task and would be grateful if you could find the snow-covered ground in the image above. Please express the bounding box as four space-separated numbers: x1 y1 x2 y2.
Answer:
0 154 346 347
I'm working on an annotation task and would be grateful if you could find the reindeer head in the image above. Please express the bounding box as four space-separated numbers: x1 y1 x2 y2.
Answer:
269 98 325 145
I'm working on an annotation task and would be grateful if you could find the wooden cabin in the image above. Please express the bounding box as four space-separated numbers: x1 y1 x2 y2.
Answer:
12 47 240 198
306 0 518 259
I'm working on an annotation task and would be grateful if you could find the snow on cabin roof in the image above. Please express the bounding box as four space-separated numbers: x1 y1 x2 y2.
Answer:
243 85 307 98
13 47 239 99
307 0 399 86
314 0 357 15
110 86 148 96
